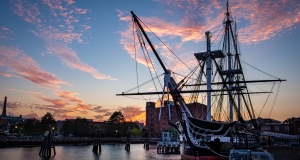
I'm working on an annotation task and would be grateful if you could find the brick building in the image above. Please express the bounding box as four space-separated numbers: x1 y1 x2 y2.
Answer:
260 118 300 135
145 101 207 138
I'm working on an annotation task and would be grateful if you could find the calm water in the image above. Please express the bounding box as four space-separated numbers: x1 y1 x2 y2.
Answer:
0 144 181 160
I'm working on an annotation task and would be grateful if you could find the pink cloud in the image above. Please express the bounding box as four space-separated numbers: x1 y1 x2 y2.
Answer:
118 106 145 121
118 0 300 75
10 0 115 81
0 45 69 89
0 26 15 40
12 0 41 24
94 115 103 121
22 112 39 119
55 91 83 104
46 42 116 80
154 0 300 44
92 106 111 113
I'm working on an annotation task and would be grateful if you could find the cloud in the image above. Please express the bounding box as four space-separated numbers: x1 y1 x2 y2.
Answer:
154 0 300 44
103 112 113 117
0 45 69 89
92 106 111 113
118 106 145 121
10 0 116 81
118 0 300 73
0 100 22 110
22 112 39 119
0 26 15 40
46 42 116 80
94 115 103 121
55 91 83 104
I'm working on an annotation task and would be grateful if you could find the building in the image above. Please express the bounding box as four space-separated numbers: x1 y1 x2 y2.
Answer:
0 96 24 132
145 101 207 138
294 118 300 135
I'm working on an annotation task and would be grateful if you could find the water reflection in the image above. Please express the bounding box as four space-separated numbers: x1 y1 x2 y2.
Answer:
0 144 180 160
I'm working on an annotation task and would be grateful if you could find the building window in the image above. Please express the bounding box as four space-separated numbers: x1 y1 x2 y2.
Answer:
285 126 289 132
298 128 300 132
262 126 270 130
275 126 279 132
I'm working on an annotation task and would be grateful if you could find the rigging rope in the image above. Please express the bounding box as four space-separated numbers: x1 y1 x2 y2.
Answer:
258 82 275 117
138 19 195 76
133 20 139 93
241 60 281 80
268 82 281 118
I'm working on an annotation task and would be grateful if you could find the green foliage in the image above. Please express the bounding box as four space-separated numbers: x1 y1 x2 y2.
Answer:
108 111 125 124
130 128 142 136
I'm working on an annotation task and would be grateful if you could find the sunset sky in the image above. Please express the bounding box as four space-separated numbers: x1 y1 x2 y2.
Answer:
0 0 299 124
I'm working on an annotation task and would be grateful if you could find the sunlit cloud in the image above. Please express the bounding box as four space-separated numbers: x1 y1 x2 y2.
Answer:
94 115 103 121
118 106 145 121
22 112 39 119
155 0 300 44
0 45 69 89
46 42 116 80
118 0 300 73
10 0 116 81
92 106 111 113
0 26 15 40
0 101 22 110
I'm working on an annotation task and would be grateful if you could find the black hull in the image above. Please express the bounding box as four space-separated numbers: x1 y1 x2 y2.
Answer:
180 142 234 159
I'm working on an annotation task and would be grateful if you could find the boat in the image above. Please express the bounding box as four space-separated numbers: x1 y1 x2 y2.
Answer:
117 1 285 159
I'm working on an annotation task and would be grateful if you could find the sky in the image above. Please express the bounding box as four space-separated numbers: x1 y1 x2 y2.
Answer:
0 0 300 124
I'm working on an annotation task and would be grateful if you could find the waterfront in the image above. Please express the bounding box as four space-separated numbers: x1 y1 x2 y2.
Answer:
0 144 180 160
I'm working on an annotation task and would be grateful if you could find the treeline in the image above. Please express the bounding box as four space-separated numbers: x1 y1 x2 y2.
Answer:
5 111 145 137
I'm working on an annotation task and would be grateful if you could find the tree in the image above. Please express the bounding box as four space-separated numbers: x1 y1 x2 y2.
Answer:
40 112 56 132
61 120 74 136
130 128 142 137
108 111 125 124
23 117 41 134
283 117 296 124
74 117 90 137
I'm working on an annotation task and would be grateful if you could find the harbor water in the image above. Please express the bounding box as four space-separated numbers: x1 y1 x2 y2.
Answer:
0 144 181 160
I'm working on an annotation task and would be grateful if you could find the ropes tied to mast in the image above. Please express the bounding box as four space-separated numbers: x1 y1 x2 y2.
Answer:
241 59 282 80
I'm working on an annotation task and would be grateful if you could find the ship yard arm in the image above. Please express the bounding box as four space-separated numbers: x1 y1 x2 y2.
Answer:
211 56 246 126
131 11 193 117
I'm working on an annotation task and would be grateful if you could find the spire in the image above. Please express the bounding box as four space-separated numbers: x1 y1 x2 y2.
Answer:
2 96 7 117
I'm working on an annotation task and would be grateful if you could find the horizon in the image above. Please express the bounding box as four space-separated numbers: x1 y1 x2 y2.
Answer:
1 0 300 124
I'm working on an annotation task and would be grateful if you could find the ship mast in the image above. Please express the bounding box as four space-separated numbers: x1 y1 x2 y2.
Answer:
205 31 212 121
225 1 234 123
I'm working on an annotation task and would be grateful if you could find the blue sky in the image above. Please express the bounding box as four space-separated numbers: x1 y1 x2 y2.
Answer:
0 0 299 123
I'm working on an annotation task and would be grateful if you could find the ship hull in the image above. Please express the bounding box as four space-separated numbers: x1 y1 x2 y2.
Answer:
180 141 229 160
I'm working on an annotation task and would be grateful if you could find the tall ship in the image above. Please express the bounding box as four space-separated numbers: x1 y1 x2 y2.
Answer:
117 1 285 159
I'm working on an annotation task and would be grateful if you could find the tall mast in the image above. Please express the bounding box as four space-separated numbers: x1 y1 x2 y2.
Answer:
205 31 212 122
226 1 234 123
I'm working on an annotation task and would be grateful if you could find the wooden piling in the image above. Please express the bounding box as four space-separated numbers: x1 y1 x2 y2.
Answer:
125 127 131 151
39 125 56 157
93 127 101 154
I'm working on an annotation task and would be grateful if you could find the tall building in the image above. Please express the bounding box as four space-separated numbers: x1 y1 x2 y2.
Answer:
0 96 24 132
145 101 207 138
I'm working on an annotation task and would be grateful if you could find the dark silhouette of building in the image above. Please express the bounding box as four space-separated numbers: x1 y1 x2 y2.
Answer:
0 96 24 132
145 101 207 138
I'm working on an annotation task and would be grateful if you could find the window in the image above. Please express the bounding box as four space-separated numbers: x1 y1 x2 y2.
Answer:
275 126 279 132
298 128 300 132
285 126 289 132
262 126 270 130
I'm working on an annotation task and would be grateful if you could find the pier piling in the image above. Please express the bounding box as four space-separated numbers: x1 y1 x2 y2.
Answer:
39 125 56 157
